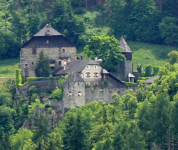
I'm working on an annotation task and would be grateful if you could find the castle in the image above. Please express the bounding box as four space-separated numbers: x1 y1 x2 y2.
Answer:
19 24 138 111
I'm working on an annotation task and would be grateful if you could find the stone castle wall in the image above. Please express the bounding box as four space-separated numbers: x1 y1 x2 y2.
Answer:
63 81 85 111
85 85 138 104
17 79 59 97
17 80 138 111
20 47 77 78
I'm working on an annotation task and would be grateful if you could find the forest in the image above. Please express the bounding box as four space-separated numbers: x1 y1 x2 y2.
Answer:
1 0 178 150
0 0 178 59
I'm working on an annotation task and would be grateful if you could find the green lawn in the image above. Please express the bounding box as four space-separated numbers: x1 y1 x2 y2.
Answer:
0 58 20 77
128 41 178 71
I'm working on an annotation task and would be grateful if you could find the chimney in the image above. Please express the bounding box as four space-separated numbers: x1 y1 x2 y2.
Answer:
132 63 134 72
95 57 98 61
80 53 83 60
64 65 66 70
63 60 67 70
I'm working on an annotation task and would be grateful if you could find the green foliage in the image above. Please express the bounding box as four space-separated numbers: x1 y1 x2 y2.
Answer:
52 89 63 101
103 80 109 87
122 81 138 86
45 132 63 150
58 73 70 90
91 87 94 92
137 64 142 74
35 51 51 77
0 106 15 141
16 69 22 86
10 129 34 150
32 113 51 148
84 35 125 71
128 0 162 43
45 88 52 94
159 17 178 45
144 65 152 77
28 99 45 115
167 50 178 65
153 66 159 75
28 86 39 97
45 103 51 108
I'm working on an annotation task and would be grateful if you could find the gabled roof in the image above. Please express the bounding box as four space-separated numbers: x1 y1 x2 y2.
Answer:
53 59 100 76
101 69 109 74
143 75 159 84
128 73 135 78
108 73 128 86
34 24 62 36
65 72 84 82
119 37 132 53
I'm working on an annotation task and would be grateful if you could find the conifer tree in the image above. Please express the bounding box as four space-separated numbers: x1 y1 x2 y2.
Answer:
35 51 51 77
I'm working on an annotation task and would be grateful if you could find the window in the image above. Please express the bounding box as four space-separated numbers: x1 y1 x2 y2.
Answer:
78 92 81 96
94 72 98 77
86 82 90 86
63 49 65 53
32 62 33 65
32 48 36 54
94 82 98 86
46 40 49 44
25 64 28 67
86 65 90 69
94 65 97 69
58 61 61 65
86 72 90 77
68 91 72 96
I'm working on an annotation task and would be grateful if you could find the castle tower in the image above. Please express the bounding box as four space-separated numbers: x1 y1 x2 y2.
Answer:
63 72 85 111
114 37 134 81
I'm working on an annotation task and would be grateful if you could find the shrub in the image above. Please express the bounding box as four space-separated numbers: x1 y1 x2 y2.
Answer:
35 51 51 77
28 86 39 96
137 64 143 74
91 87 94 92
104 80 109 87
100 89 103 92
45 103 51 108
16 69 22 85
145 65 152 77
153 66 159 75
45 88 52 94
52 89 63 101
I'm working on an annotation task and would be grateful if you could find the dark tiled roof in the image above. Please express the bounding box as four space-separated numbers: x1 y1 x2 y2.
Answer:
119 37 132 53
53 59 100 76
34 24 62 36
65 72 84 82
143 75 159 84
108 73 128 86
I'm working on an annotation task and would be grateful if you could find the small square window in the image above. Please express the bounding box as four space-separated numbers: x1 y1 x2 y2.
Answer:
78 92 81 96
86 65 90 69
94 82 98 86
86 72 90 77
94 72 98 77
86 82 90 86
94 65 97 69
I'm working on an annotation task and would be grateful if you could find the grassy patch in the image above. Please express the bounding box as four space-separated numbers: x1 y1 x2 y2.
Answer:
0 58 20 77
128 41 178 71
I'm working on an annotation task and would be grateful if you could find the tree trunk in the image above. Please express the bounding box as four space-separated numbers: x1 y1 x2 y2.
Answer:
4 0 6 31
85 0 87 10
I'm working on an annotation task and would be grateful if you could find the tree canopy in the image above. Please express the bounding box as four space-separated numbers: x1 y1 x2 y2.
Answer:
35 51 51 77
84 35 125 71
